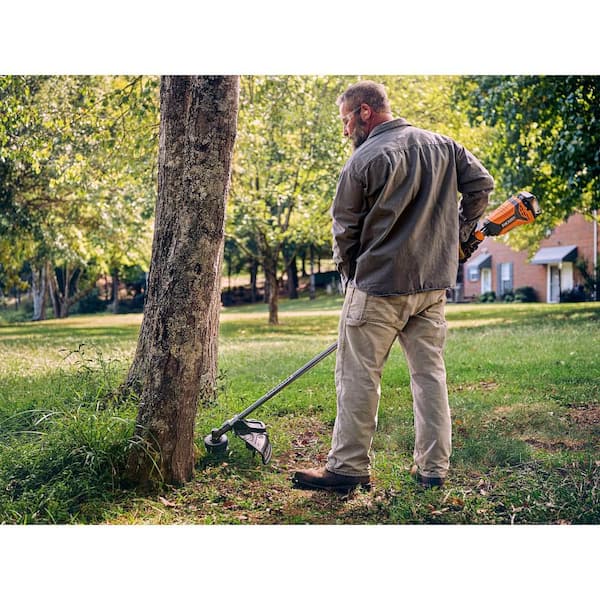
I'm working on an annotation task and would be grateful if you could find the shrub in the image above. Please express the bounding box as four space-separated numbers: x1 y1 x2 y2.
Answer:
514 286 538 302
74 288 109 314
560 286 587 303
478 291 496 303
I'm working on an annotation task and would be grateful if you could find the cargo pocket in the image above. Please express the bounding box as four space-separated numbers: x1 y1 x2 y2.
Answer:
345 287 368 327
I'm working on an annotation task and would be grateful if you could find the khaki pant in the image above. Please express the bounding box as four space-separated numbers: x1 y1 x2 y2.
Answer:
326 286 451 479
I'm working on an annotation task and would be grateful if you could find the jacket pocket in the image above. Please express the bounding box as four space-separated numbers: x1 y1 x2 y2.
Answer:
345 287 368 326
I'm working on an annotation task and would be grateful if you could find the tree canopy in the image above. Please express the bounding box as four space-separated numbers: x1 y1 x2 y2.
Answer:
458 75 600 249
0 75 158 316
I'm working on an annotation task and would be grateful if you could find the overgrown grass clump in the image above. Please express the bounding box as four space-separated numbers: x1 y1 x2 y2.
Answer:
1 300 599 524
0 330 139 523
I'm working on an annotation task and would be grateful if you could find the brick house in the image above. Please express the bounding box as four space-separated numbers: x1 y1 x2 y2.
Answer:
461 212 599 303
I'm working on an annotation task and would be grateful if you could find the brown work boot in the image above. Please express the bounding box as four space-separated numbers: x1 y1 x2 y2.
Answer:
410 465 445 488
292 467 371 492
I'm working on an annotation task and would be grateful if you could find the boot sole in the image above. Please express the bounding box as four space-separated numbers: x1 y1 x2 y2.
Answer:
292 478 371 493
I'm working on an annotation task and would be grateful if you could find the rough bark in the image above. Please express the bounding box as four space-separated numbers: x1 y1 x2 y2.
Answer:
125 76 239 487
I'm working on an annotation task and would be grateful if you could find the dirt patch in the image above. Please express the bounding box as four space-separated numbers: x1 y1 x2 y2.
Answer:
453 380 499 393
275 415 331 469
568 405 600 426
522 437 586 451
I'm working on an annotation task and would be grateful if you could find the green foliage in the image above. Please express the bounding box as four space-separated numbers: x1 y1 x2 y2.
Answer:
560 287 587 303
458 76 600 249
514 286 538 302
574 256 600 300
73 287 109 314
381 75 493 152
0 75 158 316
228 76 350 275
478 290 496 302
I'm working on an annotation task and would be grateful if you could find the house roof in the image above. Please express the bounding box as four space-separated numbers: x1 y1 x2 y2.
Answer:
530 245 578 265
467 253 492 270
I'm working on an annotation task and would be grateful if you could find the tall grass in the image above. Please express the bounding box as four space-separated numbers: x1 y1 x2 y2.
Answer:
0 338 138 523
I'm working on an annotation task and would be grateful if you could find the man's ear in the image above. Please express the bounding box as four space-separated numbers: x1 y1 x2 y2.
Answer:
360 103 373 121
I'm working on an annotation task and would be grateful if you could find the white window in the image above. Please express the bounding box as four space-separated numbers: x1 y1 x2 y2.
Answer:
498 262 513 295
468 266 480 282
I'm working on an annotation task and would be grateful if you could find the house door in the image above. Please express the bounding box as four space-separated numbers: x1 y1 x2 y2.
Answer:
481 268 492 294
549 266 560 302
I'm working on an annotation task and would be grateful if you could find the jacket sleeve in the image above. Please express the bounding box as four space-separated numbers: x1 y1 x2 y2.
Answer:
455 144 495 242
330 165 368 288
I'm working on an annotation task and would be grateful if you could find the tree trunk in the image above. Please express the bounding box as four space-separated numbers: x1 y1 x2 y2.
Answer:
250 259 258 302
286 254 299 299
48 268 60 318
112 268 120 314
125 75 239 487
300 249 307 278
309 245 316 300
47 265 83 318
31 264 47 321
265 259 279 325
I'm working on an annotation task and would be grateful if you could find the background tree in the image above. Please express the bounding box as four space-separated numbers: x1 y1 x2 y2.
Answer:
0 75 158 319
458 75 600 250
228 75 350 324
125 76 239 487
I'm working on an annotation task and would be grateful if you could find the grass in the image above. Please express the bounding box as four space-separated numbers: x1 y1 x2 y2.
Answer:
0 297 598 524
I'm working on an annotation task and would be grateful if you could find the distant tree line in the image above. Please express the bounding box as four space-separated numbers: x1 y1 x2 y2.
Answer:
1 75 597 322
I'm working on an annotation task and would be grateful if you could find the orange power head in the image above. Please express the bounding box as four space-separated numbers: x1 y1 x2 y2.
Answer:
479 191 541 238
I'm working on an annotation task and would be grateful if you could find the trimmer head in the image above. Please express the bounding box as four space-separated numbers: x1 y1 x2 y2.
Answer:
203 419 272 464
204 431 229 453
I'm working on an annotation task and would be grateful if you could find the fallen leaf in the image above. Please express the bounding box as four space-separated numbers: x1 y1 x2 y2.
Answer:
158 496 176 508
430 508 449 516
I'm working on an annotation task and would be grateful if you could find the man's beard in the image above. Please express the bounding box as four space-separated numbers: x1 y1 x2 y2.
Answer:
351 117 369 149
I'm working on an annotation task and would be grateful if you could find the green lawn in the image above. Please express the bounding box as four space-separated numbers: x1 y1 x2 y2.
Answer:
0 298 598 524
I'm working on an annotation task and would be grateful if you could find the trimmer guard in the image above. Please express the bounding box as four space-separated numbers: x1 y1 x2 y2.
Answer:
233 419 272 464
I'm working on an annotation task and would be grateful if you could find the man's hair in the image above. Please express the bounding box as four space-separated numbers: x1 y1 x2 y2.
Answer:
336 80 391 113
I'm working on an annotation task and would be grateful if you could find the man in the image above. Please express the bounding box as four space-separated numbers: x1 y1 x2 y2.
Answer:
293 80 494 492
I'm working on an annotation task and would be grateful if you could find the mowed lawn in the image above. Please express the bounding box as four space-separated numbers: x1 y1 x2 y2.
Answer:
0 298 598 524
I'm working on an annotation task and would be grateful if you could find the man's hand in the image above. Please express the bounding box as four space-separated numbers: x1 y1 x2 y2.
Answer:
459 231 482 263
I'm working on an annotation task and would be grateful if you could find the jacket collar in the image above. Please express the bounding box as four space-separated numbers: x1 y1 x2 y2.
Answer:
368 117 411 140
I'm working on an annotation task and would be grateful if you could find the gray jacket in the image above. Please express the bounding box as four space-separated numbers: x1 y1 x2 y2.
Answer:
331 118 494 295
